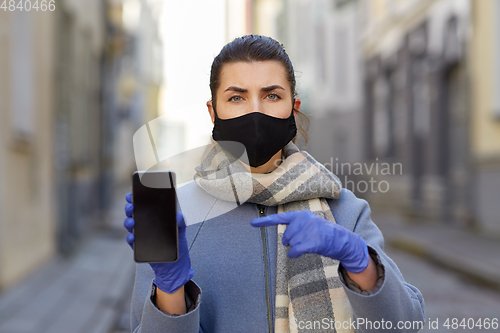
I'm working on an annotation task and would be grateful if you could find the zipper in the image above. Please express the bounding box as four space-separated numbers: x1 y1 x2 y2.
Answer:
258 204 272 333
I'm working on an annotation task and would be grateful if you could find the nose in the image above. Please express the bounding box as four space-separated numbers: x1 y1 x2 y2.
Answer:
249 97 263 115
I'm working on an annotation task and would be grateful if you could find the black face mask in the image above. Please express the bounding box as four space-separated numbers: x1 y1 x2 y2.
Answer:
212 106 297 168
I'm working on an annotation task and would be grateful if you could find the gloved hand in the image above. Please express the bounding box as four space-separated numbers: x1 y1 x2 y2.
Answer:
251 210 370 273
124 193 195 293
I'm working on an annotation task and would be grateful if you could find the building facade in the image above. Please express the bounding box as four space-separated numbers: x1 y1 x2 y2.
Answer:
361 0 472 225
110 0 164 184
0 0 108 289
251 0 499 234
0 0 163 291
469 0 500 235
0 8 58 290
361 0 500 235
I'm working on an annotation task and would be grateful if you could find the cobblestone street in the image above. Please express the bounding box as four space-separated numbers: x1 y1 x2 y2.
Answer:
386 247 500 333
373 210 500 333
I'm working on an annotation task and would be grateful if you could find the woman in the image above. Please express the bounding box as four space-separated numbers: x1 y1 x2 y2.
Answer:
124 35 425 333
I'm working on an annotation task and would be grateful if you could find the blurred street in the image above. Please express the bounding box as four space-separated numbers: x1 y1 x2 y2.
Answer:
386 248 500 333
375 213 500 333
0 186 135 333
1 0 500 332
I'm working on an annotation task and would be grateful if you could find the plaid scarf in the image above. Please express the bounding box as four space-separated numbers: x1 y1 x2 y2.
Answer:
194 141 354 333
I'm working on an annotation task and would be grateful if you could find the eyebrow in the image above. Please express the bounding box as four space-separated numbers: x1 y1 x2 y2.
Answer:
223 85 286 93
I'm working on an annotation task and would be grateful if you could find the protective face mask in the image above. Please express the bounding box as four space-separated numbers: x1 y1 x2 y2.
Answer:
212 107 297 168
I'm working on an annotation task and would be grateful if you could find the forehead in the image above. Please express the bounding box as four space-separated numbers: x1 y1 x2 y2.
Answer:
218 61 289 89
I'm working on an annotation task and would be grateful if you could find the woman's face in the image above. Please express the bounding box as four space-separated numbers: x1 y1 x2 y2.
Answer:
207 60 300 121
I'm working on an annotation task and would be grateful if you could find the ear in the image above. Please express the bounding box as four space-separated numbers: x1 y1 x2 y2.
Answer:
207 101 215 124
293 98 301 116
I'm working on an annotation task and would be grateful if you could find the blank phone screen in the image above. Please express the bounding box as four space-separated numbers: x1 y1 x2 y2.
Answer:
132 171 178 263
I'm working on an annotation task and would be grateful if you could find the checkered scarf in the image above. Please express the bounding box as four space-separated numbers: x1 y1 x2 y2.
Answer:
194 141 354 333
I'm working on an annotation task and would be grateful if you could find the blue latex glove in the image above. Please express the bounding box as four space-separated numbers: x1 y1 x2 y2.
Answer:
251 210 370 273
124 193 194 293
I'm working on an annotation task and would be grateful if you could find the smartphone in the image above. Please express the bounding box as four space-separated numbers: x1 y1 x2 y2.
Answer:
132 171 179 263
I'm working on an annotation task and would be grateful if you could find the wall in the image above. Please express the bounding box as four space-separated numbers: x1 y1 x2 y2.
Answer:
470 0 500 235
0 10 57 289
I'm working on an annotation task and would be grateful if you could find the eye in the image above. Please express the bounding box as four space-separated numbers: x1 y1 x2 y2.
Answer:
267 93 281 100
229 96 242 102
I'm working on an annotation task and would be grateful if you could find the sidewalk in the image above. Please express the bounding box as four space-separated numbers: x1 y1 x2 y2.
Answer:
0 187 136 333
372 212 500 292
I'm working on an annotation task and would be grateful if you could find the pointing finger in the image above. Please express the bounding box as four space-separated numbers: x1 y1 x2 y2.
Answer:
251 211 301 227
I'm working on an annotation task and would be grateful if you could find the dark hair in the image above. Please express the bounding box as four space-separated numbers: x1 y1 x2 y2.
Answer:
209 34 309 145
